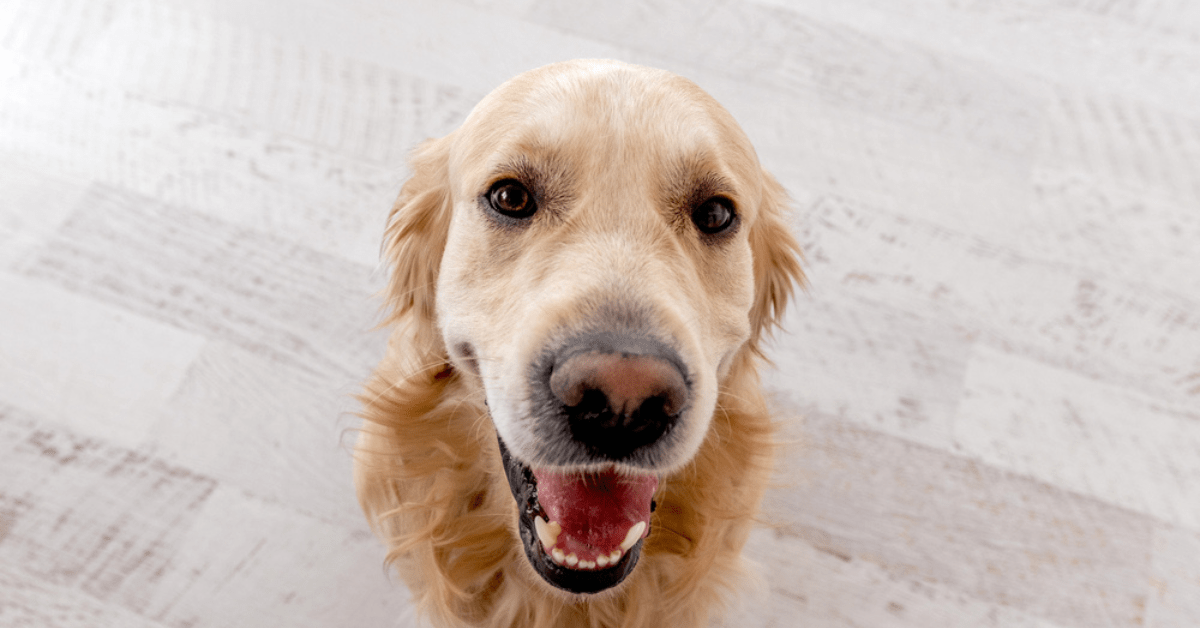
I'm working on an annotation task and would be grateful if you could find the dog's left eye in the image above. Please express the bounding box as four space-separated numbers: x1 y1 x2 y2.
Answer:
487 179 537 219
691 196 736 235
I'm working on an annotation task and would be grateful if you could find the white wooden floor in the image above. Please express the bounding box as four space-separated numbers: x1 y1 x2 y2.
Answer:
1 1 1197 626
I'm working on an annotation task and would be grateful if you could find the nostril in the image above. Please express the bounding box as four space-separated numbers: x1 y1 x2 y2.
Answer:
548 361 586 408
575 389 609 420
549 352 688 418
547 344 690 460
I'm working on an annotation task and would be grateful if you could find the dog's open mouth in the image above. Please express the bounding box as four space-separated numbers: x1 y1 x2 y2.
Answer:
498 438 656 594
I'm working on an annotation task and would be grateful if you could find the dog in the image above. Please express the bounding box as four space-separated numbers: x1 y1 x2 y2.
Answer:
355 59 803 627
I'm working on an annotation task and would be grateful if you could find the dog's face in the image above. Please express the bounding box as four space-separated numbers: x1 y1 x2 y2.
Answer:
389 60 799 596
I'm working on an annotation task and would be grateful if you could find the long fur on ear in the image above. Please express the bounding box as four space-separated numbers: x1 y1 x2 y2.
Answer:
357 134 518 626
382 135 455 337
747 172 806 355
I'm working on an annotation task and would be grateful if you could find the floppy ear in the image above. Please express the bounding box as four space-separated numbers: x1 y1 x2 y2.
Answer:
381 135 454 329
747 171 806 354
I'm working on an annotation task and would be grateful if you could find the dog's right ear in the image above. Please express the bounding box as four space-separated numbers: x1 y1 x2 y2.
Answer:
382 135 454 328
746 171 806 355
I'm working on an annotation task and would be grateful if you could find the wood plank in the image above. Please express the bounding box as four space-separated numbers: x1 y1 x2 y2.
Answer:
957 345 1200 529
520 0 1045 155
145 339 369 527
748 0 1200 117
0 48 398 266
1025 168 1200 298
0 407 218 612
0 407 411 627
763 409 1155 628
17 185 387 381
718 529 1065 628
1147 526 1200 628
0 566 165 628
762 292 972 451
145 0 629 93
17 0 482 166
132 485 410 628
0 272 204 448
788 196 1200 405
1040 87 1200 205
744 95 1035 254
0 160 88 268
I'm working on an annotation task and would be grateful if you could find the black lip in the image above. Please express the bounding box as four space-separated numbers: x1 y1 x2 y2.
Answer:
497 437 645 594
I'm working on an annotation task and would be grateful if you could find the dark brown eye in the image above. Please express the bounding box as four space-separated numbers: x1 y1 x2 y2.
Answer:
487 179 536 219
691 196 736 234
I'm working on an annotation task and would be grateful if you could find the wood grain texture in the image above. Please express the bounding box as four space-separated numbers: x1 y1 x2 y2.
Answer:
1148 526 1200 627
787 196 1200 405
0 566 166 628
0 48 402 266
0 407 218 612
722 529 1066 628
125 485 408 628
1025 168 1200 299
18 185 386 380
0 159 88 268
1040 88 1200 205
0 272 205 448
9 0 484 166
957 345 1200 529
763 410 1156 628
749 0 1200 116
146 339 370 527
522 0 1045 154
761 292 973 450
0 407 408 627
153 0 631 93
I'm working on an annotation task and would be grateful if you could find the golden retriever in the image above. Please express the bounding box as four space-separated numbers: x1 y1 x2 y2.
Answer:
355 59 803 628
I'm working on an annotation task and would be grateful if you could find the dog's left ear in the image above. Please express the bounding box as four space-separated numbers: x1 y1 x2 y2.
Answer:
747 171 806 353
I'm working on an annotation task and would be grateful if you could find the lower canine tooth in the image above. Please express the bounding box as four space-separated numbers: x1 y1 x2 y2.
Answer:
620 521 647 552
535 517 561 549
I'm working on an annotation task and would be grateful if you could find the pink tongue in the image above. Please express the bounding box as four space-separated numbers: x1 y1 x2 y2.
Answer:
532 469 657 555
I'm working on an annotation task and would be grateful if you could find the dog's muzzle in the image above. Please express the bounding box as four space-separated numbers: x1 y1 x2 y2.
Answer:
498 332 689 593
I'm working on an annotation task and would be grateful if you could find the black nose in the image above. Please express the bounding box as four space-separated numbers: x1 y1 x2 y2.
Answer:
547 336 689 460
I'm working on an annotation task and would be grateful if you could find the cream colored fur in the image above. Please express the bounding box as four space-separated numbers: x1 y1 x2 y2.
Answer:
355 60 803 628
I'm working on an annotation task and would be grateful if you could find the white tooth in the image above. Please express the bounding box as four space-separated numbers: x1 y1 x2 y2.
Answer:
552 548 566 564
566 553 579 567
535 517 561 549
620 521 647 552
596 554 609 567
581 560 596 569
609 550 622 563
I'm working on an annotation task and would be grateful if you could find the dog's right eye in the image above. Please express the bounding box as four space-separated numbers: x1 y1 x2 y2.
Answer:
691 196 736 235
487 179 537 219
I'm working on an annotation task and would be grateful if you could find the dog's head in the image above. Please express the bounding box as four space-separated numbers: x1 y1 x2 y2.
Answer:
383 60 802 595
